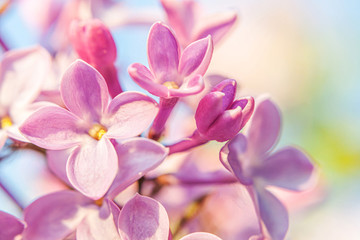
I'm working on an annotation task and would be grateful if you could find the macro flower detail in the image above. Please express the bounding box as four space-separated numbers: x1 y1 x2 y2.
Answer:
195 79 254 142
70 18 122 98
128 21 213 99
0 211 25 239
20 60 159 199
220 97 314 240
128 21 213 139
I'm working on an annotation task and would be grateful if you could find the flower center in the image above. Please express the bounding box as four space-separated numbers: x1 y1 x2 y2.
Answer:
1 116 12 129
163 81 179 89
94 197 104 207
88 123 107 140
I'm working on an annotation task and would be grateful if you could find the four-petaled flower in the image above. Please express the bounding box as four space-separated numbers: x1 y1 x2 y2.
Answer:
20 60 159 200
128 21 213 98
220 97 314 240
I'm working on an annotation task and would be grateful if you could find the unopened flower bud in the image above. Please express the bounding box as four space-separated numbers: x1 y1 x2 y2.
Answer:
195 79 254 141
70 18 117 67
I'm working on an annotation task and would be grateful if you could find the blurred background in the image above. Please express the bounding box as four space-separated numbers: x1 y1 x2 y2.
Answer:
1 0 359 239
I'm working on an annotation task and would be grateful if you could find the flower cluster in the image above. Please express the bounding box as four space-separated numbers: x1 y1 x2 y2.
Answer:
0 0 315 240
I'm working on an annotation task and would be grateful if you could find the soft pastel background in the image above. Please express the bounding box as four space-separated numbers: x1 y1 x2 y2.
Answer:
1 0 359 239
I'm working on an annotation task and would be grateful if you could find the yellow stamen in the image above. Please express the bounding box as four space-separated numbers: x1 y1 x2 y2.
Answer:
88 123 107 140
94 197 104 207
163 81 179 89
1 116 12 129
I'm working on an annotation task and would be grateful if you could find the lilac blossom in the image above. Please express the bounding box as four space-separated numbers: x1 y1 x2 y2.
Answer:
20 60 159 200
0 46 51 149
70 18 123 98
169 79 254 154
220 97 314 240
128 21 213 139
19 138 168 239
161 0 238 48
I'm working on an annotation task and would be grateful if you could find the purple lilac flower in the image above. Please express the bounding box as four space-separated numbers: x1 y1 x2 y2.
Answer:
169 79 254 154
20 60 159 200
220 97 314 240
128 21 213 140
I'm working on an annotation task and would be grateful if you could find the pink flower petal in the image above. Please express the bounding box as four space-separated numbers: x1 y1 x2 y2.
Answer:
195 91 225 133
19 106 85 150
256 188 288 240
76 202 120 240
168 74 204 97
0 211 25 239
147 22 180 84
160 0 199 47
104 92 158 139
0 46 51 110
180 232 222 240
60 60 109 123
107 138 168 197
22 190 92 240
246 98 281 159
118 194 170 240
194 11 238 45
128 63 170 97
253 147 314 191
178 36 213 78
230 96 255 130
204 106 243 141
66 138 118 200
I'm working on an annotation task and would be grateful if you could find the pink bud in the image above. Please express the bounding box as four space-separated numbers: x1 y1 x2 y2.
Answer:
70 18 117 67
195 79 254 141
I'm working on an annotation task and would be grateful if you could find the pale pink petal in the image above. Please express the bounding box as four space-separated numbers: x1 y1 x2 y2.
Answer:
22 190 92 240
256 188 288 240
60 60 109 123
6 126 29 143
104 92 158 139
168 74 204 97
76 202 120 240
147 22 180 84
253 147 314 191
118 194 170 240
0 46 51 110
178 36 213 78
107 138 168 197
246 98 281 159
180 232 222 240
128 63 170 97
47 149 72 185
0 211 25 239
226 133 253 185
194 11 238 45
66 138 118 200
19 106 85 150
160 0 199 47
